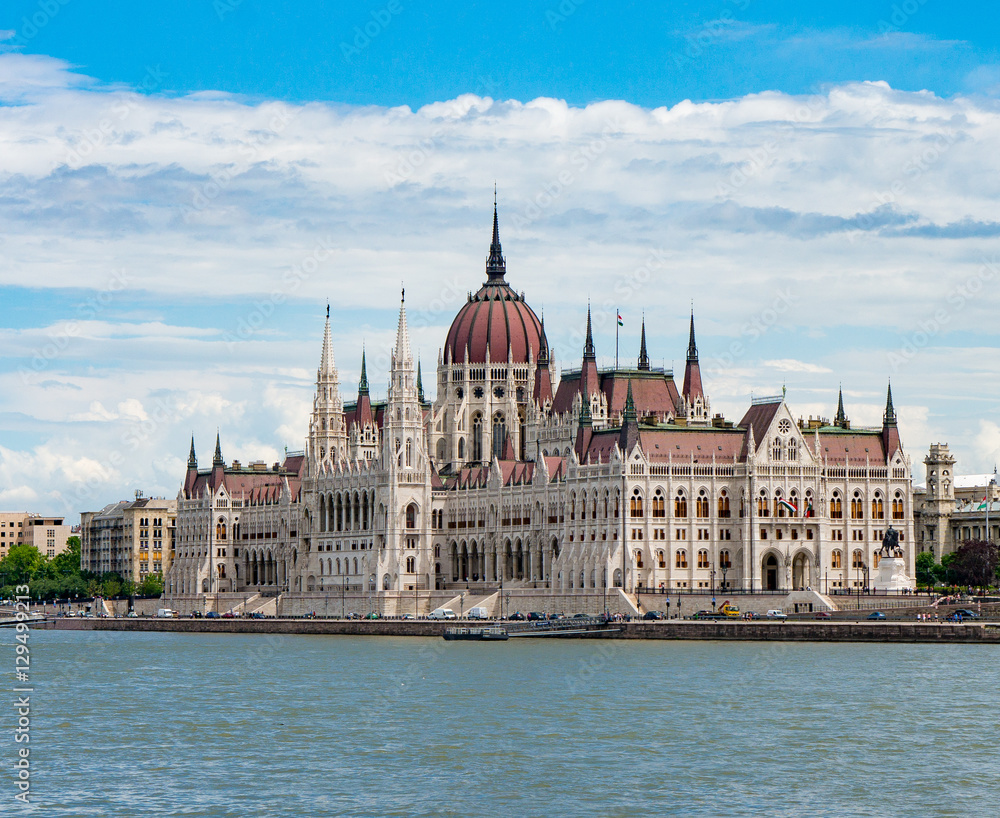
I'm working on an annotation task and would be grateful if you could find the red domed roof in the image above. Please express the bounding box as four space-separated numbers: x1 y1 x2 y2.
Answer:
444 207 546 365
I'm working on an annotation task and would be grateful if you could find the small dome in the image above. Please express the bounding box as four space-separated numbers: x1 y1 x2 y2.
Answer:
443 205 545 365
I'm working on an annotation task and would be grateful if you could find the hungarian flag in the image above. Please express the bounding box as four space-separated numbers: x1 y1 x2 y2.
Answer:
977 494 988 511
805 501 814 518
778 498 797 515
617 311 624 327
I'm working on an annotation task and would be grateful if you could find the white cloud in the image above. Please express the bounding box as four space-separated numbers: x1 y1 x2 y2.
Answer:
2 54 1000 513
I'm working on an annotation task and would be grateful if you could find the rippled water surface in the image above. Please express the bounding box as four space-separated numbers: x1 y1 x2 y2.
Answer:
4 630 1000 817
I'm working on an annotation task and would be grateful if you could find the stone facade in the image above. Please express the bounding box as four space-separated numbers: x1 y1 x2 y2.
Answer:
80 494 176 581
166 207 916 611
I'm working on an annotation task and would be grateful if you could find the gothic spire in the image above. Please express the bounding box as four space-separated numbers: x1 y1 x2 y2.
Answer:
883 382 897 427
320 304 336 376
486 190 506 283
583 303 596 361
834 385 848 427
394 287 412 365
623 379 637 424
686 309 698 363
537 311 549 365
417 359 425 403
188 435 197 470
638 315 650 370
358 348 369 396
618 379 640 454
213 431 224 467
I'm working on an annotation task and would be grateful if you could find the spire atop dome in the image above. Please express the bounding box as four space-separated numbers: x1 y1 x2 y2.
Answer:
486 191 506 283
188 435 197 470
584 303 596 361
537 311 549 365
638 315 650 370
358 348 369 396
213 431 224 467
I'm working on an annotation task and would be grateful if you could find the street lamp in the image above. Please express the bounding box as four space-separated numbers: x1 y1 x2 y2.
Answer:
460 591 465 620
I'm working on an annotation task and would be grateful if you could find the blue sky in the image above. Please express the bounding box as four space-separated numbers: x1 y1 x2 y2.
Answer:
2 1 1000 517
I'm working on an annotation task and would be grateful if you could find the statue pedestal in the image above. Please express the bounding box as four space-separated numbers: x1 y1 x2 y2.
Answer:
875 557 914 592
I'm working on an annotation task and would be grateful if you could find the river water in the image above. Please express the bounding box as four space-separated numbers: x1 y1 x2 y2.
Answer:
4 629 999 817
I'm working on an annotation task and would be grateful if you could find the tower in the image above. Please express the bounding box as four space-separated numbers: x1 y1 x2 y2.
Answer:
921 443 955 558
682 310 709 423
308 305 348 473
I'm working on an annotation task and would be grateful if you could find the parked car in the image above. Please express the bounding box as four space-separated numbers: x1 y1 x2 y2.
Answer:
401 613 415 620
742 612 761 620
953 609 979 619
766 610 788 620
364 612 380 620
572 613 589 619
814 611 832 619
126 611 138 618
643 611 665 620
508 611 526 621
527 612 546 621
428 607 457 620
867 611 887 620
548 612 565 620
205 611 220 619
221 612 235 618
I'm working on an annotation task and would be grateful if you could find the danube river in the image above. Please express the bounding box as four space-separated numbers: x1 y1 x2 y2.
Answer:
5 630 999 816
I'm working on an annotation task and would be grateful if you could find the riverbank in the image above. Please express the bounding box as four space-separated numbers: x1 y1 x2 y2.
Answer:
46 617 1000 643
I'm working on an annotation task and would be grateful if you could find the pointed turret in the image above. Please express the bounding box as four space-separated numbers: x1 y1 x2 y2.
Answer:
187 436 197 470
417 359 425 403
213 431 224 467
358 348 369 397
533 312 554 405
486 191 506 283
394 287 412 366
319 303 336 378
881 382 901 460
834 385 849 428
574 397 594 462
308 307 347 470
638 317 650 371
584 304 596 361
618 379 640 454
682 309 706 420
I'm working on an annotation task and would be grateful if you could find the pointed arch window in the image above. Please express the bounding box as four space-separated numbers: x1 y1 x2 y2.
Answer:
492 412 506 460
472 414 483 461
787 437 798 461
674 491 688 518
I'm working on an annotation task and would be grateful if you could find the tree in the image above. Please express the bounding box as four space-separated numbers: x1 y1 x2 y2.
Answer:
915 551 938 586
49 536 81 576
0 544 44 586
137 573 164 597
950 540 999 589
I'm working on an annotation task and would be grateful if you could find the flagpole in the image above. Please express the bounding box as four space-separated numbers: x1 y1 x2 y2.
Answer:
615 307 619 370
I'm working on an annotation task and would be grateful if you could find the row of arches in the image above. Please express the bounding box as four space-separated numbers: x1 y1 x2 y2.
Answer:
318 490 376 533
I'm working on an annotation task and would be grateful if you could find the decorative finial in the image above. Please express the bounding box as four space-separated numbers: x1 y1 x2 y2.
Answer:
326 301 330 319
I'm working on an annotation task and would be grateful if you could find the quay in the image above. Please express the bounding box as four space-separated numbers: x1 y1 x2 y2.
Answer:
45 616 1000 643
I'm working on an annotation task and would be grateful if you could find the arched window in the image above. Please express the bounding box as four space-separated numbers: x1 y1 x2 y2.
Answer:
630 489 644 518
757 492 769 518
675 549 688 568
635 551 643 568
892 492 904 520
872 493 884 520
852 549 864 569
696 490 709 518
472 413 483 461
674 491 687 518
652 490 665 518
406 503 417 529
697 549 709 569
772 437 782 460
717 490 730 518
406 556 415 573
787 437 798 461
830 492 843 519
458 437 465 460
492 412 506 460
851 491 864 520
657 550 666 568
832 550 842 569
720 549 731 569
405 438 413 468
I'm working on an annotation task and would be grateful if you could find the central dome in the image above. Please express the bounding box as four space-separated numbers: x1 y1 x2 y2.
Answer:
443 207 545 366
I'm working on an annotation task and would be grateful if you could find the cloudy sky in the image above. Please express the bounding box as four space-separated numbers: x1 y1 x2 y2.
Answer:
2 0 1000 519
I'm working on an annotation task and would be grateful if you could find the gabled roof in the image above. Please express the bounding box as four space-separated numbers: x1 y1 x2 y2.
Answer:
738 400 783 459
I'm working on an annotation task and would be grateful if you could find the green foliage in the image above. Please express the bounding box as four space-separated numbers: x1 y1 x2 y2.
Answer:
0 544 45 585
49 536 81 576
137 573 164 597
915 551 938 586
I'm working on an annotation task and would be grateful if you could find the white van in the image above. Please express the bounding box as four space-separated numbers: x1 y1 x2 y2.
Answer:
467 606 489 620
156 608 177 618
766 610 787 620
428 607 457 620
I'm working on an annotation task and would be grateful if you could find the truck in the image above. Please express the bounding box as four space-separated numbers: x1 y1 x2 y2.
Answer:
719 601 740 618
156 608 178 618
